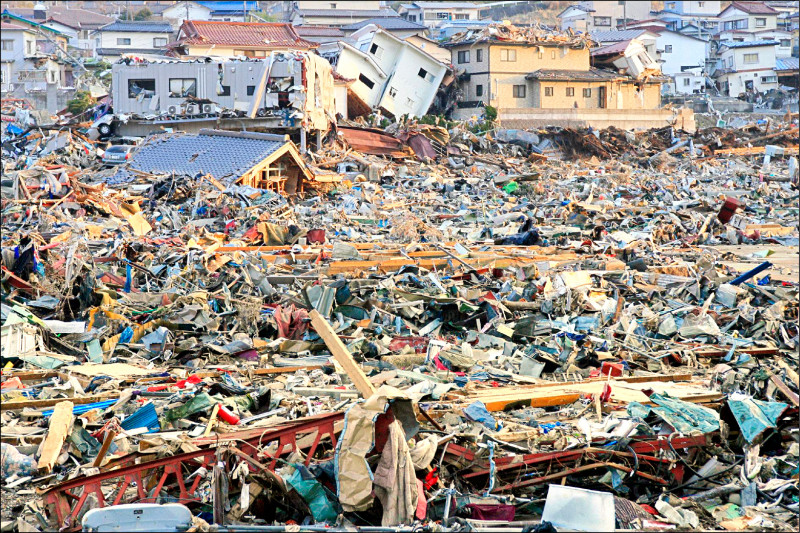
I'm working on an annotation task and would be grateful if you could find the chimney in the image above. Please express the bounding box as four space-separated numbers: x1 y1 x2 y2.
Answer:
33 2 47 20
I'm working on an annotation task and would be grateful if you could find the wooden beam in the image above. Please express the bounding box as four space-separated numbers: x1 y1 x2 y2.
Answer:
309 310 376 399
39 401 74 474
1 392 120 411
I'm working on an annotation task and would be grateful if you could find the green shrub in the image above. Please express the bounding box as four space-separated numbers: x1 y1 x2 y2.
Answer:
66 90 94 116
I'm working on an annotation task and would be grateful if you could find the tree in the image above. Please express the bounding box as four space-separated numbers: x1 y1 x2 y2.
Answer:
66 90 94 116
134 8 152 21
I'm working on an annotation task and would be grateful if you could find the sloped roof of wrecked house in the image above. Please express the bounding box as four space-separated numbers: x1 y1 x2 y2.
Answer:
442 24 595 48
341 17 428 31
174 20 317 49
117 130 306 186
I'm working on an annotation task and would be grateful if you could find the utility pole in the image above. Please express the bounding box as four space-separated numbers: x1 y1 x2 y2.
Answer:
623 1 627 30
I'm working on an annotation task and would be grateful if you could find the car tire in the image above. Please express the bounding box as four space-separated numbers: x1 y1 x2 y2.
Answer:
98 123 112 136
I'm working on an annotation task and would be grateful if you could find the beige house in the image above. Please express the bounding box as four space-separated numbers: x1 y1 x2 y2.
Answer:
447 38 662 112
290 1 400 27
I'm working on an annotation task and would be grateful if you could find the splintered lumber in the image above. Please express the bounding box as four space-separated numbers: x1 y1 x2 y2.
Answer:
309 310 376 399
39 400 74 474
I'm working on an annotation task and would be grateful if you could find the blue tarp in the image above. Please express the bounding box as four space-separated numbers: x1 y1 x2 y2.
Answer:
727 397 788 443
628 393 719 434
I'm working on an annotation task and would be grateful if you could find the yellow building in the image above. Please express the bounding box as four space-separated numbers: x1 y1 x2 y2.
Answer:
448 38 662 112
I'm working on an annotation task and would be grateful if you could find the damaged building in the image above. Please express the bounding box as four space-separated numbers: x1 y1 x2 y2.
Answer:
335 25 454 119
103 53 335 150
446 24 679 130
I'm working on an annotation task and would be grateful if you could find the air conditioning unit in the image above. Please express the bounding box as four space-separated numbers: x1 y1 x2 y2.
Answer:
167 105 179 115
185 104 199 115
201 104 213 114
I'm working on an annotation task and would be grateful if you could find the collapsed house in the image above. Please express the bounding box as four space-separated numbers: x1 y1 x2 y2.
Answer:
102 53 335 150
114 129 314 194
335 25 454 119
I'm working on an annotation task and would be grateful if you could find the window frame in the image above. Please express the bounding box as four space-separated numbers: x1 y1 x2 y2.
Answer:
476 48 483 62
583 87 592 97
742 53 759 64
457 50 470 64
117 37 131 46
566 87 575 96
153 37 168 47
500 48 517 61
593 16 612 26
475 84 483 97
754 17 766 28
128 78 156 98
544 86 553 97
512 84 526 98
358 73 375 89
664 44 673 53
168 78 197 98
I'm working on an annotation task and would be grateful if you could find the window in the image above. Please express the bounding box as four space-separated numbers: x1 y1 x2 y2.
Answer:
727 56 734 67
217 84 230 96
761 75 777 83
780 39 791 47
594 16 611 26
246 85 255 95
389 86 397 97
128 78 155 98
743 53 758 64
0 40 12 51
369 43 384 59
723 19 748 30
475 84 483 97
418 67 433 81
117 37 131 45
358 73 375 89
455 13 469 19
153 37 167 47
755 18 766 27
476 48 483 62
683 77 691 86
457 50 470 63
666 2 676 8
330 3 336 8
500 48 516 61
436 12 449 19
551 50 556 59
583 88 592 97
698 1 704 7
26 40 34 55
566 87 574 96
664 45 672 53
538 50 543 59
169 78 196 98
408 14 416 21
513 85 526 98
544 86 553 96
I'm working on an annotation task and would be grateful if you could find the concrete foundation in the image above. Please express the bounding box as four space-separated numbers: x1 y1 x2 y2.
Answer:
485 107 695 132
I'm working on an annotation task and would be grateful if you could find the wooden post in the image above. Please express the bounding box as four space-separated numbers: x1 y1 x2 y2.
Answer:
39 401 74 473
309 310 376 399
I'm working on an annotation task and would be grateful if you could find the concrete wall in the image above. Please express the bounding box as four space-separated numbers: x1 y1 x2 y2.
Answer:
97 30 172 51
491 107 694 132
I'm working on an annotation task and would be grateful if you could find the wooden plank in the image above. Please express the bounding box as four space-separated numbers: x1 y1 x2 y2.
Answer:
1 392 120 411
309 310 376 399
39 401 74 474
92 430 117 467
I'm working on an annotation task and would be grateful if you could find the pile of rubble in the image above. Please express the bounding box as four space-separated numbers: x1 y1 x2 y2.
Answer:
1 111 799 532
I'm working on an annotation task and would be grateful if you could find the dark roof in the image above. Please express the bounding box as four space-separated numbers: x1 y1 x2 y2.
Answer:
294 25 345 37
96 47 171 56
120 130 288 185
526 68 622 81
96 21 174 33
4 6 113 30
296 8 400 18
175 20 316 49
341 17 427 31
590 29 648 43
724 2 779 15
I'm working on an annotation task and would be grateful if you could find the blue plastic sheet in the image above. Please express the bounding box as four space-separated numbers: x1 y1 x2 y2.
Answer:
628 393 719 434
463 401 500 430
727 397 788 443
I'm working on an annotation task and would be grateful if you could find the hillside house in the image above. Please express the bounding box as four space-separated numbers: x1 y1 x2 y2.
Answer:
92 21 174 60
559 1 653 33
169 20 317 58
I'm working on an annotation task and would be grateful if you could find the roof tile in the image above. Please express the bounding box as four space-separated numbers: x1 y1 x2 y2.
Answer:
176 20 316 49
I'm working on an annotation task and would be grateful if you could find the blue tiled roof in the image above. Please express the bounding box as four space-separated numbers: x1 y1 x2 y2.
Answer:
118 130 285 185
776 56 799 71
